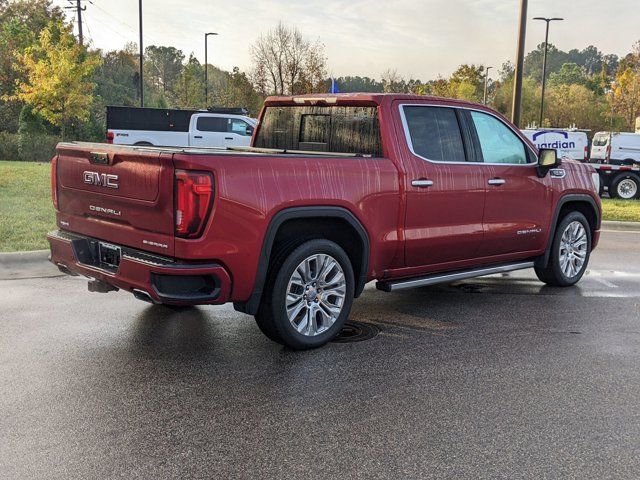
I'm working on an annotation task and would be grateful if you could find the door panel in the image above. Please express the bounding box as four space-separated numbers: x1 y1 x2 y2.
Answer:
468 110 552 257
400 105 486 267
190 116 226 148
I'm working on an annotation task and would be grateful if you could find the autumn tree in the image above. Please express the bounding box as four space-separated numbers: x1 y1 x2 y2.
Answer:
12 20 101 139
250 22 327 95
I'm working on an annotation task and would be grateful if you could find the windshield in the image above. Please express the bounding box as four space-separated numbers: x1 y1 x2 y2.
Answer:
254 105 382 156
593 134 609 147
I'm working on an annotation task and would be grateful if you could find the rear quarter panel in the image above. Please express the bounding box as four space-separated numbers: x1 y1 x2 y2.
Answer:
172 153 401 301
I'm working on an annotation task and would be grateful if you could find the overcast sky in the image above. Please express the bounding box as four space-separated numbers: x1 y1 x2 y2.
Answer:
53 0 638 80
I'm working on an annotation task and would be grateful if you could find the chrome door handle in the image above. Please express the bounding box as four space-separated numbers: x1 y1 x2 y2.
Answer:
488 178 506 186
411 179 434 188
225 137 233 140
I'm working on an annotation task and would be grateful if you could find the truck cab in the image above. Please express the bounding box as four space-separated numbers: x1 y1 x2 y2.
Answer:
188 113 256 149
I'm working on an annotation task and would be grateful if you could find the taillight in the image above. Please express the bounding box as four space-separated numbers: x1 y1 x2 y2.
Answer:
584 146 588 162
605 145 611 163
106 131 114 144
51 155 59 210
174 170 214 238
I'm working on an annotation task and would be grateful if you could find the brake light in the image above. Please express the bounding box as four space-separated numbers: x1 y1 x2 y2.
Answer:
605 145 611 163
106 131 114 144
51 155 59 210
584 146 588 162
175 170 214 238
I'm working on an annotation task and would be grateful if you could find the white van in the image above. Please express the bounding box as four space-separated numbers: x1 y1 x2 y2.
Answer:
590 132 640 165
521 129 589 162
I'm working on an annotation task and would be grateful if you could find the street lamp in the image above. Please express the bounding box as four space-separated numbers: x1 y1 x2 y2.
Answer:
483 66 492 105
533 16 564 127
204 32 218 107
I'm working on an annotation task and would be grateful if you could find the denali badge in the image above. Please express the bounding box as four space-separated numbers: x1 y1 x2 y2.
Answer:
89 205 122 216
83 171 119 189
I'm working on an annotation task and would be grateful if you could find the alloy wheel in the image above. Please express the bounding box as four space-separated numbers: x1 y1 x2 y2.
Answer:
559 221 588 279
285 254 346 336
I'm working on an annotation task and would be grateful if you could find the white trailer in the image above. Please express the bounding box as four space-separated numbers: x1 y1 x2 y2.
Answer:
592 163 640 200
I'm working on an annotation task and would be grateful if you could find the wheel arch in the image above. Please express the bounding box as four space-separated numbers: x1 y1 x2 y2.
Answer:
234 206 370 315
536 194 600 269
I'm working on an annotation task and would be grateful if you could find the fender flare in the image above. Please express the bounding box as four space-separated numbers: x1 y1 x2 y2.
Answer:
234 206 370 315
536 194 601 268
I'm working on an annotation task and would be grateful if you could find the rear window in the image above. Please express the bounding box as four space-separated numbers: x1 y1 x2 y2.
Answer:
254 106 382 156
197 117 227 132
593 134 609 147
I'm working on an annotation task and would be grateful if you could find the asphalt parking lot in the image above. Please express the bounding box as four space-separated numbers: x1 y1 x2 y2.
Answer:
1 230 639 479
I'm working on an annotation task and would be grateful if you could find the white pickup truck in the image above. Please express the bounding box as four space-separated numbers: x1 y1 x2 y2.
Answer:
106 106 257 148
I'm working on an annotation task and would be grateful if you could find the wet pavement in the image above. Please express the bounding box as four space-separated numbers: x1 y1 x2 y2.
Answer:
1 231 639 479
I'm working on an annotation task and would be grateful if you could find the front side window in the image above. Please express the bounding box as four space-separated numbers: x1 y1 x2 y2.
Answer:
403 106 466 162
592 134 609 147
470 111 529 164
228 119 251 136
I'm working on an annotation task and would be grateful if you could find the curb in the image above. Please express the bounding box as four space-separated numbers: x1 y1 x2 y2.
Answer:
601 220 640 232
0 249 50 266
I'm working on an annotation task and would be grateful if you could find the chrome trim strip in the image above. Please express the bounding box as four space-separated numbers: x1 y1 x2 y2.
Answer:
377 261 535 291
397 103 539 167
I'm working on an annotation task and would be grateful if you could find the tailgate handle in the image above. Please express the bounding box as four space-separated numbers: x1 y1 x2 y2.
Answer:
90 152 111 165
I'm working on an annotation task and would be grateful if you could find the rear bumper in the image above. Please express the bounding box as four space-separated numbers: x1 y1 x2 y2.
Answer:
47 230 231 305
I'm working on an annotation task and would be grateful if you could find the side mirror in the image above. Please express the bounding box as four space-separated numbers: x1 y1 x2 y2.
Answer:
537 148 561 177
246 126 255 136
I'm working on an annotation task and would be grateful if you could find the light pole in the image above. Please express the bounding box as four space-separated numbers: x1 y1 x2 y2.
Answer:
204 32 218 107
138 0 143 107
483 66 492 105
511 0 528 127
533 17 563 127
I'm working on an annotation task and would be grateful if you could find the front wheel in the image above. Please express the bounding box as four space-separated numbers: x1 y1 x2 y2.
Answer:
535 211 592 287
255 239 355 350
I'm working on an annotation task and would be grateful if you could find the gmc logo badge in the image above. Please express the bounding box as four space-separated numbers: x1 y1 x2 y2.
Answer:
83 171 119 189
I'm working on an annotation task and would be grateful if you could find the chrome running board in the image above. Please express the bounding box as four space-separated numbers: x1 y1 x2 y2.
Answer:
376 261 535 292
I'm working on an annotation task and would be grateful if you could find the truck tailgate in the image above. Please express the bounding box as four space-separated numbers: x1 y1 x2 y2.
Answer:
55 143 175 256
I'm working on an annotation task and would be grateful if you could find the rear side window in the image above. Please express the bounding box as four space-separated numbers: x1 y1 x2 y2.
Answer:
254 106 382 156
402 106 466 162
197 117 227 132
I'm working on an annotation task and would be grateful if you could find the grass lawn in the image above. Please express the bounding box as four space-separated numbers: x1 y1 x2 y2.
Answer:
0 160 55 252
600 198 640 222
0 160 639 252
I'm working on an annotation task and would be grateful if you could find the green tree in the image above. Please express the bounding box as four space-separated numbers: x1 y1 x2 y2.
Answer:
548 63 586 87
12 20 101 139
492 76 540 127
0 0 65 132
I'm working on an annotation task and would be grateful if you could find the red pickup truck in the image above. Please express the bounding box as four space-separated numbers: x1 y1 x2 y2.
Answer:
48 94 601 349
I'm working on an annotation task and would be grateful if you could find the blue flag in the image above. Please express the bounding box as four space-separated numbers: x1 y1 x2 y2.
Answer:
330 78 340 94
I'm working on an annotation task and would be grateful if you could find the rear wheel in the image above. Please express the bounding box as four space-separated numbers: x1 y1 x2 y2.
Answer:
610 173 640 200
255 239 354 350
535 211 591 287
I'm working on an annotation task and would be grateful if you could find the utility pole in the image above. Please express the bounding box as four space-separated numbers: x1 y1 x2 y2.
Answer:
139 0 144 107
65 0 86 45
204 32 218 107
511 0 528 127
533 17 564 127
483 66 492 105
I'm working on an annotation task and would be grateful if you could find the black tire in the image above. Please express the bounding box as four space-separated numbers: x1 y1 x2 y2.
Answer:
609 173 640 200
535 211 592 287
255 239 355 350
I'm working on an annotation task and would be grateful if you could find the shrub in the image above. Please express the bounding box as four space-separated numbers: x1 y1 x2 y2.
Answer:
18 133 60 162
0 132 20 160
